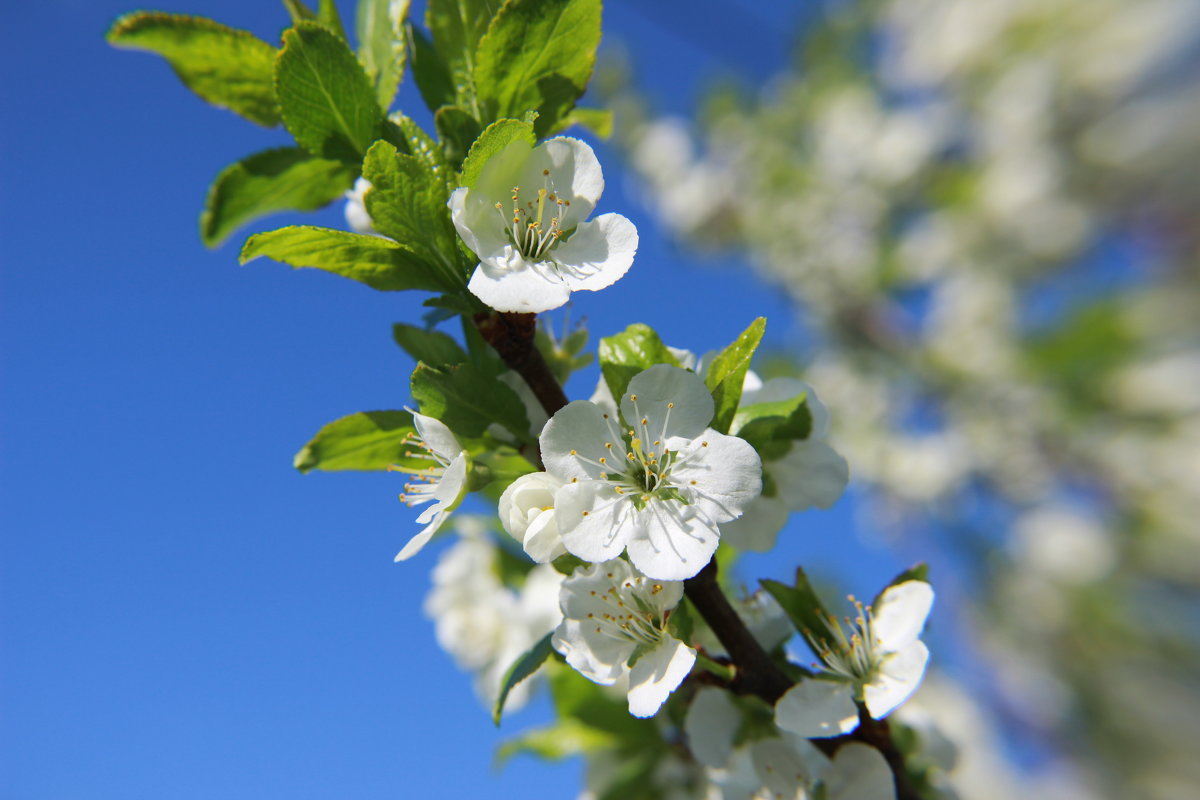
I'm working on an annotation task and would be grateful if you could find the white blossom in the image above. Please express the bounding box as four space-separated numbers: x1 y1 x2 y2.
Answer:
450 136 638 313
498 471 567 563
775 581 934 737
750 736 896 800
390 409 470 561
343 176 378 235
551 559 695 717
537 364 762 580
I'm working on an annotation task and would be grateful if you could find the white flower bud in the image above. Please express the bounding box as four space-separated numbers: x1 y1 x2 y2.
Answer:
498 472 567 562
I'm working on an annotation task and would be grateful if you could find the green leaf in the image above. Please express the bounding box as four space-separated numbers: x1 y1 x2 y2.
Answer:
494 717 615 764
200 147 357 247
871 564 930 609
733 395 813 461
241 225 449 292
460 118 535 189
557 106 613 138
411 362 530 439
407 23 455 112
434 105 484 169
493 632 555 724
392 322 467 366
361 140 462 284
548 664 658 741
427 0 503 98
388 114 452 189
317 0 348 39
704 317 766 434
293 410 419 472
107 12 280 126
276 22 383 162
474 0 601 137
282 0 317 24
666 597 695 646
761 569 838 653
357 0 410 110
598 323 681 404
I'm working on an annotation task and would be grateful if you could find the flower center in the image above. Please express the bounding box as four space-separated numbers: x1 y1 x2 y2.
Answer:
596 396 694 511
388 431 450 508
813 596 884 685
493 169 571 261
584 572 669 646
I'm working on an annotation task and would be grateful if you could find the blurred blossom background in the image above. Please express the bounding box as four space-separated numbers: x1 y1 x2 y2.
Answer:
609 1 1200 798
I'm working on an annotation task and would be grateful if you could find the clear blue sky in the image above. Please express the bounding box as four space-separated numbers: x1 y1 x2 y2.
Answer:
0 2 908 798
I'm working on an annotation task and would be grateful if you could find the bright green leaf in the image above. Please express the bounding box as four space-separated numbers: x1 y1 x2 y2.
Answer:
460 118 535 189
357 0 410 110
434 105 484 169
200 147 356 247
317 0 348 39
241 225 450 292
388 113 452 189
411 362 530 439
293 410 419 472
733 395 813 461
493 632 555 725
282 0 317 24
107 12 280 126
407 23 455 112
494 717 615 765
474 0 601 137
557 106 613 138
705 317 766 434
598 323 681 405
276 22 383 162
427 0 504 103
392 322 467 366
761 570 837 653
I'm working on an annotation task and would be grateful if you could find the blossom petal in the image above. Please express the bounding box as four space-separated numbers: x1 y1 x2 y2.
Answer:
775 679 861 738
626 500 720 581
622 365 714 441
541 400 623 481
719 495 790 552
826 743 896 800
771 439 850 511
551 213 638 293
555 481 633 563
672 429 763 524
414 452 469 524
408 408 462 461
395 507 448 561
871 580 934 652
864 640 929 720
467 253 572 313
684 687 741 767
750 737 826 799
627 636 695 717
519 136 603 227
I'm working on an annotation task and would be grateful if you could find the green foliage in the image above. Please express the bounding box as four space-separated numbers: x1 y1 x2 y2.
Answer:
733 394 813 461
107 12 280 126
392 322 468 366
598 324 682 403
200 147 356 247
276 22 383 162
433 106 485 169
705 317 766 434
560 106 613 138
427 0 503 102
1024 300 1136 411
411 362 530 439
362 140 464 285
293 410 420 472
407 23 456 112
388 114 451 189
460 118 535 188
493 632 555 724
282 0 317 24
357 0 410 110
241 225 450 292
474 0 601 137
761 569 838 654
535 324 593 385
316 0 348 39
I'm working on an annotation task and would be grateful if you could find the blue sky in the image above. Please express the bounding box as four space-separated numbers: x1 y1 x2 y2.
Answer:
0 2 912 798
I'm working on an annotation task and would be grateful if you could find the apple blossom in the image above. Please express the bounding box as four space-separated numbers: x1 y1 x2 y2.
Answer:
551 559 694 718
389 409 470 561
498 472 567 563
450 136 638 313
774 580 934 737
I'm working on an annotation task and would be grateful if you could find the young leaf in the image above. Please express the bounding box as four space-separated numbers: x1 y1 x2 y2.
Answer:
316 0 348 39
200 147 357 247
361 140 463 284
433 106 484 169
411 362 530 439
705 317 766 434
426 0 503 98
107 12 280 126
493 632 555 725
357 0 410 110
474 0 601 137
733 395 813 461
293 410 418 472
241 225 451 292
276 22 383 162
598 324 681 405
282 0 317 24
407 23 455 112
760 569 838 653
460 118 535 189
392 322 467 366
388 114 452 189
557 106 613 138
494 717 615 764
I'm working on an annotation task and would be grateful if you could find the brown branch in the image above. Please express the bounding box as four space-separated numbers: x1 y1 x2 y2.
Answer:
474 311 568 415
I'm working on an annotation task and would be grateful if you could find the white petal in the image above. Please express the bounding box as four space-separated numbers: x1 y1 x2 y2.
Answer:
497 472 564 561
394 507 448 561
871 581 934 652
523 510 567 563
864 640 929 720
540 400 621 481
627 637 695 717
771 440 849 511
775 679 861 738
467 252 572 313
825 743 896 800
750 737 818 799
408 408 462 461
719 495 790 552
551 621 630 686
472 137 533 207
684 687 741 767
622 365 715 441
625 500 720 581
520 136 603 226
672 429 763 524
552 213 638 293
423 452 469 516
587 374 619 417
555 481 633 563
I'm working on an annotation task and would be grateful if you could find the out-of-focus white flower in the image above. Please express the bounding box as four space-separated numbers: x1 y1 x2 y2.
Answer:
1013 505 1115 585
685 688 742 768
498 472 567 563
450 136 638 313
551 559 694 717
344 176 378 235
775 581 934 737
750 735 896 800
539 365 762 580
390 410 470 561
